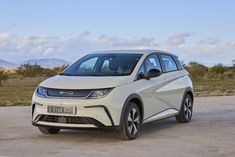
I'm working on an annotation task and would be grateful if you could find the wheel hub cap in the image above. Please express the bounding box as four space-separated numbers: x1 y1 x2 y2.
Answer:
184 97 192 120
127 108 139 136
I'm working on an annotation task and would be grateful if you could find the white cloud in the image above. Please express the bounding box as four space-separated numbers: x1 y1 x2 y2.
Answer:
0 33 64 58
0 32 234 65
227 40 235 46
168 32 191 45
90 35 158 48
179 39 221 53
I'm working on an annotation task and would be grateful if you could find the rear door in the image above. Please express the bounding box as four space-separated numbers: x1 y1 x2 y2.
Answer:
157 54 185 109
136 53 170 119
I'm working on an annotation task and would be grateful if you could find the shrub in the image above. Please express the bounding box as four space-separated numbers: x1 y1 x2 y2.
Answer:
224 71 234 79
185 62 208 81
0 70 8 85
53 65 68 74
209 64 226 80
16 64 69 77
16 64 44 77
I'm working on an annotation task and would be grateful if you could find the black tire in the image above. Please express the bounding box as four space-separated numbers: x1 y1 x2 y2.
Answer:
38 127 60 134
176 94 193 123
117 102 141 140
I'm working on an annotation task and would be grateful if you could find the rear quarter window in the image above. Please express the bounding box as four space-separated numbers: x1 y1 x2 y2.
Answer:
173 56 184 70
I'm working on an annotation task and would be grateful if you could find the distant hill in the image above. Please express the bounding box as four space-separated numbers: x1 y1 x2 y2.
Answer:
0 58 70 69
21 58 70 68
0 59 17 69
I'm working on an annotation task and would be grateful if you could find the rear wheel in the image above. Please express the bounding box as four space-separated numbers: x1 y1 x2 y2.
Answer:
38 127 60 134
117 102 141 140
176 94 193 123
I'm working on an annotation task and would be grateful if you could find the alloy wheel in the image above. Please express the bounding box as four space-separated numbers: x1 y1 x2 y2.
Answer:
184 97 192 120
127 108 140 136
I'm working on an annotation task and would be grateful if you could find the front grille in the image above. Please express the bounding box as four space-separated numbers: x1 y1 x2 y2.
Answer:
46 88 92 98
38 115 105 127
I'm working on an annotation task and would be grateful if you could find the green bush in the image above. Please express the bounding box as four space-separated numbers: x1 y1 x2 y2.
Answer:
16 64 68 77
209 63 226 75
185 62 208 81
53 65 68 74
0 70 8 85
17 64 44 77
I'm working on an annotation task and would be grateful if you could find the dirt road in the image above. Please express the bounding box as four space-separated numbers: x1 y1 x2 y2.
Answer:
0 96 235 157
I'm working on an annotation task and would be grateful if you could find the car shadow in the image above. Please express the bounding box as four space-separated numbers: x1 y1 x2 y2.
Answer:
139 117 179 137
35 117 181 143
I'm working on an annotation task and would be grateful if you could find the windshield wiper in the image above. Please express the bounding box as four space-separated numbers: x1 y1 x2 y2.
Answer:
89 73 105 76
59 73 73 76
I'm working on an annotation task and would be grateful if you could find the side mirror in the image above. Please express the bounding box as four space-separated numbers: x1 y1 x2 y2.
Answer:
146 69 161 80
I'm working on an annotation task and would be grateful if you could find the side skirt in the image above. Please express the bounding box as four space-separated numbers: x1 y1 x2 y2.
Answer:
143 108 179 123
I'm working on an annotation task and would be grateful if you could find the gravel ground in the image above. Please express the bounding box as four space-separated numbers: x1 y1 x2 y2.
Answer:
0 96 235 157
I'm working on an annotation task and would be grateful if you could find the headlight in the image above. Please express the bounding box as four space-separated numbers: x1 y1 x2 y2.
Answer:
36 86 48 97
88 88 113 98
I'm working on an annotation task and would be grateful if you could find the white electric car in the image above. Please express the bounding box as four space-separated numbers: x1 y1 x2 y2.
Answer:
32 50 194 140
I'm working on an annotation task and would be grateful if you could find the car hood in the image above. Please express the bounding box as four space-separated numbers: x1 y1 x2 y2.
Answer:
40 75 133 89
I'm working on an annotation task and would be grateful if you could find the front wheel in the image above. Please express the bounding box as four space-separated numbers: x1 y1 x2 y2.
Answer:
175 94 193 123
38 126 60 134
117 102 141 140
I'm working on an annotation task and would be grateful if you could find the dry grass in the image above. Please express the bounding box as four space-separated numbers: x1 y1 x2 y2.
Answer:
0 77 235 106
193 80 235 97
0 77 47 106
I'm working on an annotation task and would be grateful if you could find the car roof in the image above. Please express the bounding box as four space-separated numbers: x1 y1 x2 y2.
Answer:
92 49 177 57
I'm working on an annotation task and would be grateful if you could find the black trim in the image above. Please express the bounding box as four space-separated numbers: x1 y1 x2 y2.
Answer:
32 104 35 117
33 115 106 127
32 103 43 117
32 122 118 130
33 114 42 122
120 94 144 126
84 105 115 126
156 53 164 73
75 106 77 115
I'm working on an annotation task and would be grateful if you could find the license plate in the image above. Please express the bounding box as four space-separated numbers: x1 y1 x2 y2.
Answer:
47 106 75 114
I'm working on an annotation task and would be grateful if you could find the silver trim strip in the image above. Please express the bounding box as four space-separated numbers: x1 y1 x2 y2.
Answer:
143 108 179 123
36 121 97 128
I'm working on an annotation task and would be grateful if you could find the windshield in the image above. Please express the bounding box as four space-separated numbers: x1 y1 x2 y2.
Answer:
61 53 143 76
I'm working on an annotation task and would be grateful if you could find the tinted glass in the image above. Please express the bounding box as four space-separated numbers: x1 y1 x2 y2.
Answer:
136 64 145 80
138 64 145 75
62 53 142 76
173 56 184 70
160 54 178 72
145 54 162 72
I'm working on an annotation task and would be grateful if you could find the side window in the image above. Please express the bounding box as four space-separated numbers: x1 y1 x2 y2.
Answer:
136 54 162 80
160 55 177 72
145 54 162 72
173 56 184 70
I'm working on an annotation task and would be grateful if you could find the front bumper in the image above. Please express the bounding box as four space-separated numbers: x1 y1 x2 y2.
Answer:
32 94 119 128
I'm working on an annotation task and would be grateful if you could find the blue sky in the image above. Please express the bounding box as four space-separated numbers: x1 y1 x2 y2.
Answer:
0 0 235 65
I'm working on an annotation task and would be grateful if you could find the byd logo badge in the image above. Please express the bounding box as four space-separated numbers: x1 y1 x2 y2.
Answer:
59 91 74 95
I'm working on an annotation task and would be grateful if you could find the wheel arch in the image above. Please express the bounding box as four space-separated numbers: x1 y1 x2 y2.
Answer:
119 93 144 126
